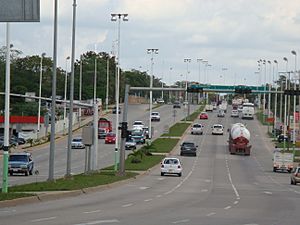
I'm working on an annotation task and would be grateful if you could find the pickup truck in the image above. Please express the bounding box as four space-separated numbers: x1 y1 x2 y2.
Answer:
273 150 293 173
8 152 34 176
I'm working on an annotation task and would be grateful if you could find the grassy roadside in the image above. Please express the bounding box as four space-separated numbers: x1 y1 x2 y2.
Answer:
0 104 202 201
182 104 205 121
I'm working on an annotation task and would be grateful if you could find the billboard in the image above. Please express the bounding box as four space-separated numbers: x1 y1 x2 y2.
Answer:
0 0 40 22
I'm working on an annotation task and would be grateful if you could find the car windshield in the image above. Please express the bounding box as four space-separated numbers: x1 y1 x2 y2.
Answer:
133 122 143 125
164 158 179 165
132 130 143 135
73 138 82 142
106 133 116 137
182 142 195 147
152 112 159 115
9 155 28 162
193 124 202 128
213 125 223 129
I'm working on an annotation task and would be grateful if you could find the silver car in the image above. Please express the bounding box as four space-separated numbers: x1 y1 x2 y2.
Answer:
291 166 300 185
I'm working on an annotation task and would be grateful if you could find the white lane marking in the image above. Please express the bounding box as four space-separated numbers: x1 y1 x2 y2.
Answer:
206 212 216 217
225 156 240 199
172 219 190 224
83 209 102 214
144 198 153 202
224 206 232 210
204 179 211 183
74 219 120 225
0 209 16 213
139 186 150 190
157 177 165 180
201 189 208 192
31 217 57 223
122 203 133 207
156 194 162 198
294 191 300 194
264 191 273 195
234 201 239 205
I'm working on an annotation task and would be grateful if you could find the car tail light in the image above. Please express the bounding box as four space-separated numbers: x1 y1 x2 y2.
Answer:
161 164 164 168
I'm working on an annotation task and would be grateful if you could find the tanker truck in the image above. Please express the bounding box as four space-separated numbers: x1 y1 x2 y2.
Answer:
228 123 251 155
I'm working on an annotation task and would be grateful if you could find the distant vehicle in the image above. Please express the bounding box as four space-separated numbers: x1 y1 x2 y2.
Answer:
238 105 243 113
131 129 145 144
291 166 300 185
180 141 198 156
191 123 203 135
160 157 182 177
132 121 145 130
231 109 239 117
273 150 293 173
199 112 208 120
217 110 225 117
71 137 85 149
241 103 254 119
157 99 165 104
151 112 161 122
212 124 224 135
125 138 137 150
212 103 217 110
277 134 290 143
8 152 34 176
10 135 26 145
183 101 188 105
219 103 227 113
205 104 214 112
228 123 251 155
112 106 121 114
98 128 107 139
173 101 181 108
142 127 150 139
105 132 116 144
98 118 112 133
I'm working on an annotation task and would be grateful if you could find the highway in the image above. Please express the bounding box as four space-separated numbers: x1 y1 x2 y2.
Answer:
1 107 300 224
0 103 198 186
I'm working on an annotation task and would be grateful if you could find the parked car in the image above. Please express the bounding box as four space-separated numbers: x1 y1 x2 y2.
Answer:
151 112 161 122
125 138 137 150
112 106 121 114
291 166 300 185
180 141 198 156
191 123 203 135
8 152 34 176
132 121 145 130
173 101 181 108
160 157 182 177
157 99 165 104
277 134 290 143
212 124 224 135
199 112 208 120
105 132 116 144
71 137 85 149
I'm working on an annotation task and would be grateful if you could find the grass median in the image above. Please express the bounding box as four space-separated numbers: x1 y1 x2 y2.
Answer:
182 105 205 121
146 138 179 153
162 122 190 137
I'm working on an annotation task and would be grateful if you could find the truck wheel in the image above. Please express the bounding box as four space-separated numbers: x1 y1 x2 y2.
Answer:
29 169 33 175
178 173 182 177
25 171 29 176
161 172 164 176
9 172 13 176
273 168 277 172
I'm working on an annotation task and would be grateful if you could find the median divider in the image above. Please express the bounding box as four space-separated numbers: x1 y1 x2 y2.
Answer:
0 104 204 206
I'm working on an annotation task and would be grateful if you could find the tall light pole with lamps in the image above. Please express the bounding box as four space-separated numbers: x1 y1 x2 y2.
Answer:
267 60 272 118
197 58 203 104
291 50 297 152
283 57 289 151
105 57 110 111
37 53 46 139
147 48 159 140
273 60 278 136
111 13 128 171
184 58 191 102
63 56 70 135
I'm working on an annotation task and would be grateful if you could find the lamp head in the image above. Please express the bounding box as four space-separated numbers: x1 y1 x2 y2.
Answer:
283 57 288 62
41 53 46 57
291 50 297 56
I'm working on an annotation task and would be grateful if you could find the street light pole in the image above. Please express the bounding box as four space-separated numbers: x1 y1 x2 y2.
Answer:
37 53 46 139
184 58 191 102
106 57 109 111
197 58 203 104
267 60 272 118
263 60 266 117
283 57 289 151
111 13 128 171
147 48 159 140
274 60 278 138
79 55 82 126
292 50 297 153
63 56 70 135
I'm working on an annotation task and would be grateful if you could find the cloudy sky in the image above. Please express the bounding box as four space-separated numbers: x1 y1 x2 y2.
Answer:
1 0 300 86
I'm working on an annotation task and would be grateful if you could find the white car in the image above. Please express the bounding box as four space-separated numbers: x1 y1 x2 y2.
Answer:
191 123 203 135
71 137 85 149
160 157 182 177
132 120 145 130
212 124 224 135
231 109 239 117
151 112 161 121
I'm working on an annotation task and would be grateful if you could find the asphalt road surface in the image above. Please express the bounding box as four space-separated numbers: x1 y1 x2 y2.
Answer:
1 107 300 225
0 103 197 186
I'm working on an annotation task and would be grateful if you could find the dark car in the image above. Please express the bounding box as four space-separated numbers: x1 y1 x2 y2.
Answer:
112 106 121 114
8 152 34 176
173 101 181 108
277 134 290 143
98 128 107 139
180 141 198 156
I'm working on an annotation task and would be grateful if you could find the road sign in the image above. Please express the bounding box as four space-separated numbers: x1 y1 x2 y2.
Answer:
0 0 40 22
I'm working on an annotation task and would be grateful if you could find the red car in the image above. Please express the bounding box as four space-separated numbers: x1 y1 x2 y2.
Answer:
199 112 208 119
105 132 116 144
